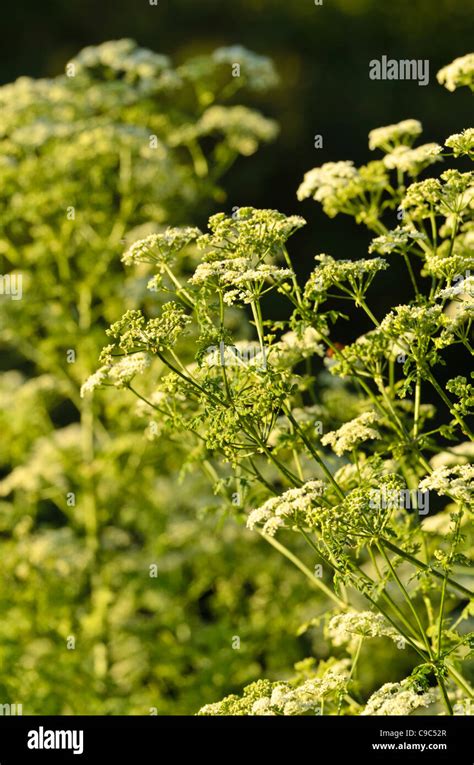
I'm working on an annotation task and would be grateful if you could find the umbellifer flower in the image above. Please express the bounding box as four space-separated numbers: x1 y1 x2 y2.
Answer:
368 120 423 152
246 480 327 535
327 610 403 647
361 679 436 716
321 412 380 456
419 465 474 506
437 53 474 92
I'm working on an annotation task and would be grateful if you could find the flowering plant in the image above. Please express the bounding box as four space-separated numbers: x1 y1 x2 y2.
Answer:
86 52 474 716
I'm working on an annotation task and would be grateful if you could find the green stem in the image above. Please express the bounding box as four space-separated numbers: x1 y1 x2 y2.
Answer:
284 408 345 500
381 538 472 598
258 531 347 609
425 369 474 440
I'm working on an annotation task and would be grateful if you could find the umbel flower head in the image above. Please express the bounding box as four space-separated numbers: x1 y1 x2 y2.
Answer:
437 53 474 92
246 480 327 536
197 659 350 716
189 207 303 303
103 302 191 357
212 46 279 90
196 105 279 156
369 225 427 255
122 227 201 266
321 412 380 456
327 610 403 647
80 353 151 397
362 679 436 716
178 45 279 94
197 207 305 261
382 143 442 177
297 159 388 224
419 465 474 507
368 119 423 152
304 254 388 302
445 128 474 159
297 161 359 203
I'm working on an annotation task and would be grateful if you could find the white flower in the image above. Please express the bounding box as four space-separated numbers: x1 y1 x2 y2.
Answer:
362 679 436 715
212 46 279 90
260 516 285 537
122 227 201 266
445 128 474 158
368 120 422 151
108 353 151 387
269 327 325 368
297 161 358 202
81 353 151 396
419 465 474 505
327 610 403 647
270 684 290 707
321 412 380 456
369 226 427 255
280 660 351 714
189 259 292 289
251 697 274 715
80 367 110 397
383 144 442 176
436 275 474 300
247 480 326 535
437 53 474 92
197 105 278 155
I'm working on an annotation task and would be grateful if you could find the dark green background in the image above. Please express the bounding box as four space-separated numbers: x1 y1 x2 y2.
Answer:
2 0 472 353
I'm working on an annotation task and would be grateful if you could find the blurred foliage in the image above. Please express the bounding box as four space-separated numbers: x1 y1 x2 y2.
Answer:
0 40 318 714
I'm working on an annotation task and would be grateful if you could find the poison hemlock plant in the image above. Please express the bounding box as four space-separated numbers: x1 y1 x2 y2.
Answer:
88 54 474 716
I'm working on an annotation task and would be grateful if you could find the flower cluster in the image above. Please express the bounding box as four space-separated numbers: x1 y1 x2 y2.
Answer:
382 143 442 177
188 208 303 303
69 39 180 94
419 465 474 506
328 330 390 378
104 303 191 356
197 105 278 156
198 660 350 715
400 178 442 219
179 46 278 94
297 161 359 203
368 119 423 152
327 610 403 647
437 53 474 92
268 327 326 369
298 159 390 224
321 412 380 456
379 304 443 346
80 353 151 397
304 254 388 302
198 207 306 260
190 260 292 301
445 376 474 417
212 46 279 90
246 480 327 536
122 227 201 266
445 128 474 158
369 226 427 255
362 679 436 716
